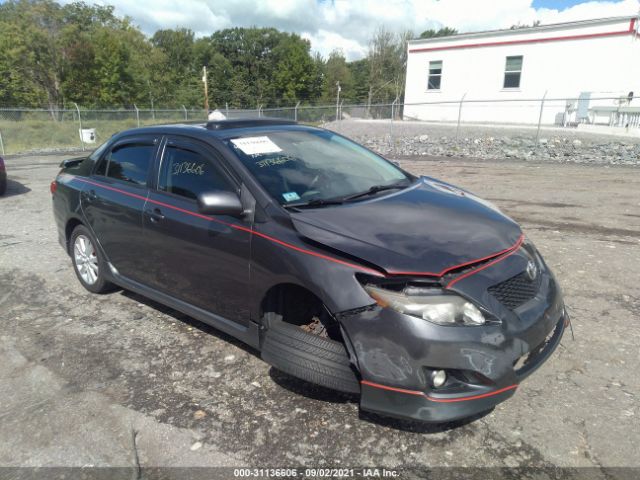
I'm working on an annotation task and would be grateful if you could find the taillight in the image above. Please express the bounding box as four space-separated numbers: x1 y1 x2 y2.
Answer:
50 180 57 194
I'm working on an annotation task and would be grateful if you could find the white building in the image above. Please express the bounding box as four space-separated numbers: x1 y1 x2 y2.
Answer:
403 16 640 126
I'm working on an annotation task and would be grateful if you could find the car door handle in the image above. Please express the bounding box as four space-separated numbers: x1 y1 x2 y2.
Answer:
145 208 165 223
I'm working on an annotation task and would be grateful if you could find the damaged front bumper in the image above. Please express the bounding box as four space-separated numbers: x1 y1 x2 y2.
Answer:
338 266 567 423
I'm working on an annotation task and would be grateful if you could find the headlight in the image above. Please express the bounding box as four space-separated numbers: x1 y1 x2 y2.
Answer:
364 285 487 326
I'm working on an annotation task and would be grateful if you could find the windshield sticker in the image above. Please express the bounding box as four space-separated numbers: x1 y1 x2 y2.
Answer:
172 161 205 176
282 191 300 202
231 136 282 155
256 155 295 168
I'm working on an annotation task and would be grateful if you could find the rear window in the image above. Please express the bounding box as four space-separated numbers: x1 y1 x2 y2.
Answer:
105 143 154 186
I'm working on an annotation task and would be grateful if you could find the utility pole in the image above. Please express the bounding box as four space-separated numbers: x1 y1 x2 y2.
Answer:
202 66 209 114
335 81 341 121
148 79 155 121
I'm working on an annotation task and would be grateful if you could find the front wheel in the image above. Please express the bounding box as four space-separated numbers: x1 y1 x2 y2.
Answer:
261 314 361 394
70 225 114 293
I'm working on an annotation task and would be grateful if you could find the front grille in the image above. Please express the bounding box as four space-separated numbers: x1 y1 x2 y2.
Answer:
488 271 538 309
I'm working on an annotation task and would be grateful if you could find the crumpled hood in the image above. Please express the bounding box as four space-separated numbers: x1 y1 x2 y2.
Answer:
290 177 522 275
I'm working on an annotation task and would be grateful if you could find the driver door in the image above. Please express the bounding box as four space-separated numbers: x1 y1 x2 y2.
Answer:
141 136 252 325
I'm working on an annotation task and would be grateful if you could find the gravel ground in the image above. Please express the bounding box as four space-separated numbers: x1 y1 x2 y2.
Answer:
330 119 640 166
1 153 639 478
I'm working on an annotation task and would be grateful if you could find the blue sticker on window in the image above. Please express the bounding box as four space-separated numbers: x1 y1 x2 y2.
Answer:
282 192 300 202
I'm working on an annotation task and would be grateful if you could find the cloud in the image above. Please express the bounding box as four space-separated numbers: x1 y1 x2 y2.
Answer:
63 0 639 60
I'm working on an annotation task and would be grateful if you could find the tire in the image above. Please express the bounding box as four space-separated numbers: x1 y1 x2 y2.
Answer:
0 175 6 196
261 314 360 394
69 225 114 294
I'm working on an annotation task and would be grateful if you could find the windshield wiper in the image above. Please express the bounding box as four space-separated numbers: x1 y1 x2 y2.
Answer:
342 181 409 202
283 198 345 210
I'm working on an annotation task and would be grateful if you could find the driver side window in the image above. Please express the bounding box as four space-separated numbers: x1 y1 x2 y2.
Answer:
159 145 232 200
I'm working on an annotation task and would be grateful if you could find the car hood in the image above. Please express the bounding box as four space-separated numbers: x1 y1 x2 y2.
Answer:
290 177 522 275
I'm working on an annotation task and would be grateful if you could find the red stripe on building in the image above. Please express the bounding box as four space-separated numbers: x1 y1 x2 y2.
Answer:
409 19 637 54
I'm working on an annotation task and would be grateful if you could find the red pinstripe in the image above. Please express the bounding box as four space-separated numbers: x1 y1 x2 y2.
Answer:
361 379 518 402
445 235 525 289
72 176 385 276
69 176 523 284
386 234 524 278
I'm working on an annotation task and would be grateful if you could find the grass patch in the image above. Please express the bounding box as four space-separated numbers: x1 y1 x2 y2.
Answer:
0 113 201 155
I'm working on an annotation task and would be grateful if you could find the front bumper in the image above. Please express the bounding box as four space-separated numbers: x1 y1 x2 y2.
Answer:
339 258 567 423
357 315 565 422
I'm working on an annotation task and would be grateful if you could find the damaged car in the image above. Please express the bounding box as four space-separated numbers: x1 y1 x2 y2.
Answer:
51 118 567 422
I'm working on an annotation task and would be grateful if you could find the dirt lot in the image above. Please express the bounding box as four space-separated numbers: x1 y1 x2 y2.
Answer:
1 153 639 478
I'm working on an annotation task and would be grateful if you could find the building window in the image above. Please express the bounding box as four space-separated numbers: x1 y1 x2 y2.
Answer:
503 56 523 89
428 60 442 90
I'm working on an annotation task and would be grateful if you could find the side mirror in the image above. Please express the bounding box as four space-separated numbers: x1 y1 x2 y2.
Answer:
197 190 244 217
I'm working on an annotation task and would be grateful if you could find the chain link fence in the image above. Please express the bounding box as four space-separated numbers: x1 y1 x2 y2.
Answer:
0 106 207 155
1 95 638 156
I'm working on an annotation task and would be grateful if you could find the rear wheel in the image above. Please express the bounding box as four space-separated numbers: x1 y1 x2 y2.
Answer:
70 225 114 293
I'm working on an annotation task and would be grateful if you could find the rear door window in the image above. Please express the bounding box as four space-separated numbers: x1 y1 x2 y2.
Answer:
158 144 233 200
104 142 155 186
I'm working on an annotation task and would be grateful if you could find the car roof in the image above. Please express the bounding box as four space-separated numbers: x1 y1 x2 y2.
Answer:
111 118 323 142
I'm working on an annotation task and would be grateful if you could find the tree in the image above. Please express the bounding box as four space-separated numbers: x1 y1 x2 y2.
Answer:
321 50 353 104
272 35 322 105
151 29 195 74
0 1 420 111
0 0 150 110
0 0 67 112
510 20 541 30
365 27 413 111
419 27 458 39
206 27 322 107
347 58 370 103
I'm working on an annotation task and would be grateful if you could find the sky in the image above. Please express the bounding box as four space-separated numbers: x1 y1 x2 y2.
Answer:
55 0 640 60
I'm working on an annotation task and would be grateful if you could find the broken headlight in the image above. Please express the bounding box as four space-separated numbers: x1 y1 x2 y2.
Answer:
364 285 488 326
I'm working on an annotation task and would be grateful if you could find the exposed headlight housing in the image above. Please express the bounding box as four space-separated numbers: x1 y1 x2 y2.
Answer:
364 285 488 326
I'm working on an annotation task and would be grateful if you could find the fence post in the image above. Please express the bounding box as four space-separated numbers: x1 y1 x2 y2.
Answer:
535 90 548 145
74 103 85 152
182 105 188 121
134 104 140 128
0 130 5 156
390 97 399 154
295 101 300 122
225 102 229 117
455 93 467 140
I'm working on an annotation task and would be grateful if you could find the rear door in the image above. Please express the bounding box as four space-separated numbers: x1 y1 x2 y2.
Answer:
81 135 159 282
140 136 252 325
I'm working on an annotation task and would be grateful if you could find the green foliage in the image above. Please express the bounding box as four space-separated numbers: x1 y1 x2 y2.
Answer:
321 50 353 103
419 27 458 39
365 27 413 105
510 20 541 30
0 0 416 110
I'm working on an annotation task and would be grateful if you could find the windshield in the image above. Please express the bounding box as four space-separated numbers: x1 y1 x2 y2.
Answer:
224 129 410 206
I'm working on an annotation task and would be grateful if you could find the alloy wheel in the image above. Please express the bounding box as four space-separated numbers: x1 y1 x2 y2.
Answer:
73 234 99 285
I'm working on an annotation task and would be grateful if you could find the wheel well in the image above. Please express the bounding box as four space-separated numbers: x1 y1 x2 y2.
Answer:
65 218 84 254
260 284 341 340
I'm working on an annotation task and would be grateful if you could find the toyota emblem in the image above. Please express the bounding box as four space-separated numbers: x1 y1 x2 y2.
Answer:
526 260 538 281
